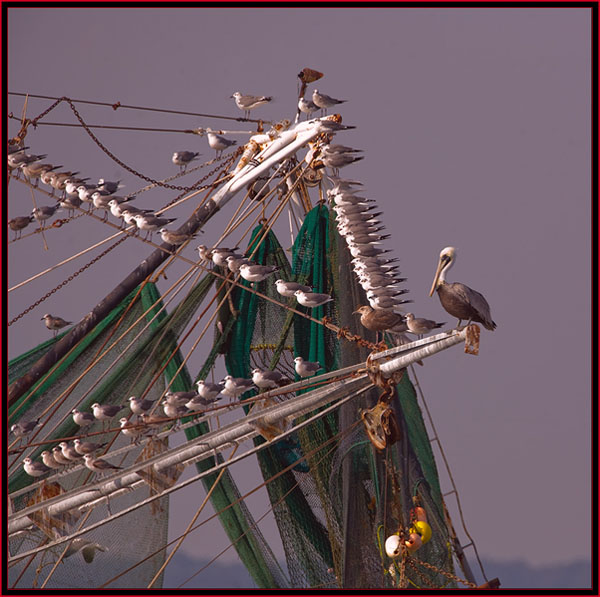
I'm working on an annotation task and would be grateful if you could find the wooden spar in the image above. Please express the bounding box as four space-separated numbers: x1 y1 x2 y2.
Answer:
8 200 219 407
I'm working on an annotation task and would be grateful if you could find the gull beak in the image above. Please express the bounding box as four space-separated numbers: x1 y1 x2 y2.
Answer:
429 257 444 297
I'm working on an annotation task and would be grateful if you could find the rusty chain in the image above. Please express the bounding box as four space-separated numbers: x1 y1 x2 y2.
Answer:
65 98 231 191
407 555 478 589
160 149 241 210
8 235 128 326
18 96 240 192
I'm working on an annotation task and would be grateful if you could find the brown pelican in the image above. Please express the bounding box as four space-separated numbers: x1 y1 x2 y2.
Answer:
429 247 496 331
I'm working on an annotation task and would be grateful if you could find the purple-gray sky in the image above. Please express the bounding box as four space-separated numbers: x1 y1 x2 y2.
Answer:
7 6 591 581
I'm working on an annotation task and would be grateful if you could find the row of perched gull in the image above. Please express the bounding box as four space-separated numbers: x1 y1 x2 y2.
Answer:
7 132 241 240
197 244 335 307
14 357 323 479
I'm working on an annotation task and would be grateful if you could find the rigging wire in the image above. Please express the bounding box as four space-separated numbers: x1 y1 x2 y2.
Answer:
102 416 364 589
146 443 240 588
8 91 272 124
7 114 201 134
408 364 489 582
7 267 201 461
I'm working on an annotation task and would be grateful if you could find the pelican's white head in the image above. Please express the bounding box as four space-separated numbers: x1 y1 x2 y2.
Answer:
440 246 457 261
430 247 457 296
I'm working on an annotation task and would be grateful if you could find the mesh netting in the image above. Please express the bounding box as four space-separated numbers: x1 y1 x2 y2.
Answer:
8 284 171 588
9 204 461 589
218 206 459 588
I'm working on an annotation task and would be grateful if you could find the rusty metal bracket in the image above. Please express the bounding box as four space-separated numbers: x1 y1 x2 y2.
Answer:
360 399 401 451
464 324 480 355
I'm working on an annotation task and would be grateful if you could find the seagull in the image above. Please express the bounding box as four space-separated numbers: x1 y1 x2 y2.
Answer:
8 142 29 154
32 205 59 228
294 356 321 378
92 194 131 221
84 453 122 476
91 403 124 429
209 245 242 267
349 244 391 259
294 290 334 308
140 412 172 430
206 128 237 158
333 202 379 216
221 375 254 399
172 151 201 172
49 171 80 195
312 89 347 114
367 294 411 311
23 457 50 478
91 191 119 220
239 263 279 283
63 538 107 563
52 446 72 466
330 194 373 208
41 450 63 470
11 152 48 171
72 408 96 430
76 183 99 209
120 417 146 444
247 175 272 201
73 438 108 455
185 394 214 413
10 418 40 439
41 314 72 336
159 228 196 246
195 380 224 401
328 177 363 192
404 313 445 337
21 162 60 184
298 97 319 119
197 244 214 262
251 368 286 389
275 279 312 297
59 441 84 462
8 215 35 239
161 399 188 426
116 205 154 228
132 214 177 239
353 305 408 338
322 144 362 155
211 247 241 267
64 176 90 197
164 390 198 406
231 91 273 119
345 232 391 246
57 195 83 217
321 152 364 175
127 396 156 416
40 167 67 190
225 254 252 274
97 179 123 194
359 277 406 293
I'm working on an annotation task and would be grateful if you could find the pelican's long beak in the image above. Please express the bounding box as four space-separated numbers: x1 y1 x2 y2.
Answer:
429 258 444 297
